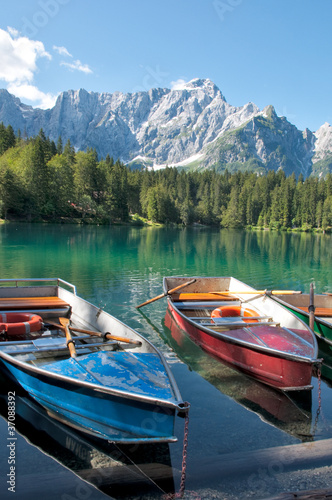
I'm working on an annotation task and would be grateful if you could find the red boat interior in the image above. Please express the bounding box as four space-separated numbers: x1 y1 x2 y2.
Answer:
171 294 315 358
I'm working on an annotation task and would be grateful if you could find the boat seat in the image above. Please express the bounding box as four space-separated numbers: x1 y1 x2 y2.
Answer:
0 297 70 311
176 300 241 310
190 315 272 321
207 321 280 328
0 297 71 319
298 306 332 317
172 293 238 301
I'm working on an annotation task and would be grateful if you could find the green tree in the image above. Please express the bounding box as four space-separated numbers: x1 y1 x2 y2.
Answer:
104 160 129 220
146 186 158 222
0 167 25 218
0 123 16 155
322 196 332 230
221 185 243 228
57 136 63 155
47 154 75 216
74 150 98 200
269 185 282 229
23 136 50 216
63 139 76 165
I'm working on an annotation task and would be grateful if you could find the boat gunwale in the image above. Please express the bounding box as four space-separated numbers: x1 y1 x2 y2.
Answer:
271 294 332 345
0 277 76 295
163 276 319 364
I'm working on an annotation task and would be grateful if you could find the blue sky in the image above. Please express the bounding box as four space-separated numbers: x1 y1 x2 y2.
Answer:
0 0 331 131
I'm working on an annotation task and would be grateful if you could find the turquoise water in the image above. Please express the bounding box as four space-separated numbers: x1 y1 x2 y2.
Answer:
0 223 332 499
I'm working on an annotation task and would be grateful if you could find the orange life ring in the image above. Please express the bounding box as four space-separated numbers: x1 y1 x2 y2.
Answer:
211 305 258 323
0 313 43 336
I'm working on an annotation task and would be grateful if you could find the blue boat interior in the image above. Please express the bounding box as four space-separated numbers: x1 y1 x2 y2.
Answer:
42 351 177 401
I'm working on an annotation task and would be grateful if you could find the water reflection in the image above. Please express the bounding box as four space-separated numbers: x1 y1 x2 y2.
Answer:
1 225 331 298
0 374 175 499
318 344 332 388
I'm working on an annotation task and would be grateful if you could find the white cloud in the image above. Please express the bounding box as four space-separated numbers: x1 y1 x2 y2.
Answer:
54 44 92 74
53 45 72 57
7 26 20 38
7 83 57 109
60 59 92 74
170 79 188 90
0 27 55 108
0 27 92 108
0 27 51 84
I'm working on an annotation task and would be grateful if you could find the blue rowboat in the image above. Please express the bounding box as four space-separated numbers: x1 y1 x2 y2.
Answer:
0 278 187 443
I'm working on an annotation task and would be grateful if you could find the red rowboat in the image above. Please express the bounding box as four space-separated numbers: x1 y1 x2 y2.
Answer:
163 276 320 392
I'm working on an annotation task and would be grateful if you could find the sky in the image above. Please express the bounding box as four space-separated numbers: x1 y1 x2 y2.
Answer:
0 0 331 132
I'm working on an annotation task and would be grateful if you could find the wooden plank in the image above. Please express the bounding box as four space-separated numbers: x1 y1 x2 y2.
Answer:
83 439 332 494
0 296 70 310
298 306 332 317
184 438 332 483
188 315 272 321
203 320 278 328
79 462 174 487
15 471 110 499
176 301 241 309
173 292 238 301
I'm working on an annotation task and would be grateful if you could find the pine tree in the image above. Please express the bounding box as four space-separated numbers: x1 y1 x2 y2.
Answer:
63 139 76 165
56 136 63 155
221 185 243 228
0 123 16 155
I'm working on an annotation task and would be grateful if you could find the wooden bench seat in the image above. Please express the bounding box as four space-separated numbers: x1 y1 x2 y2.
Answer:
298 306 332 317
175 300 241 310
172 293 238 301
0 297 70 311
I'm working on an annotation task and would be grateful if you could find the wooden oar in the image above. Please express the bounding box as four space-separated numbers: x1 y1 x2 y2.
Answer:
212 290 301 296
136 279 196 309
70 327 142 345
49 320 141 346
59 317 77 358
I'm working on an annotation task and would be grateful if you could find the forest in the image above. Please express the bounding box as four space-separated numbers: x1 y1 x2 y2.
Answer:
0 123 332 231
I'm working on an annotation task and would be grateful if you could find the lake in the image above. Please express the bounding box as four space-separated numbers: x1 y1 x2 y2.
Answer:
0 223 332 500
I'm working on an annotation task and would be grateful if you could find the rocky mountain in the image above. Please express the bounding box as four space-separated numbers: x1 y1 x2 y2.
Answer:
0 78 331 177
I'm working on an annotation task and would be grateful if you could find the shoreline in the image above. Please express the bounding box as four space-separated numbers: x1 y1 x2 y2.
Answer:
0 217 330 233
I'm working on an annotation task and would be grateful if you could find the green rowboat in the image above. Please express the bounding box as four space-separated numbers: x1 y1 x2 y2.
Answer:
271 292 332 355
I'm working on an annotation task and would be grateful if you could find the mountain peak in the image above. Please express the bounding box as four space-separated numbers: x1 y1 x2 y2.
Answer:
262 104 278 120
317 122 331 132
171 78 224 100
183 78 215 89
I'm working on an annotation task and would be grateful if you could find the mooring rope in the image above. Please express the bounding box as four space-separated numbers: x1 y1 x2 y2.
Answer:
112 441 168 497
164 401 201 499
178 402 190 497
313 365 322 435
111 402 192 499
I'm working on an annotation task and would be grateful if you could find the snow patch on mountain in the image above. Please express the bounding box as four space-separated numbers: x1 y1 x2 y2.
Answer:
313 122 332 162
